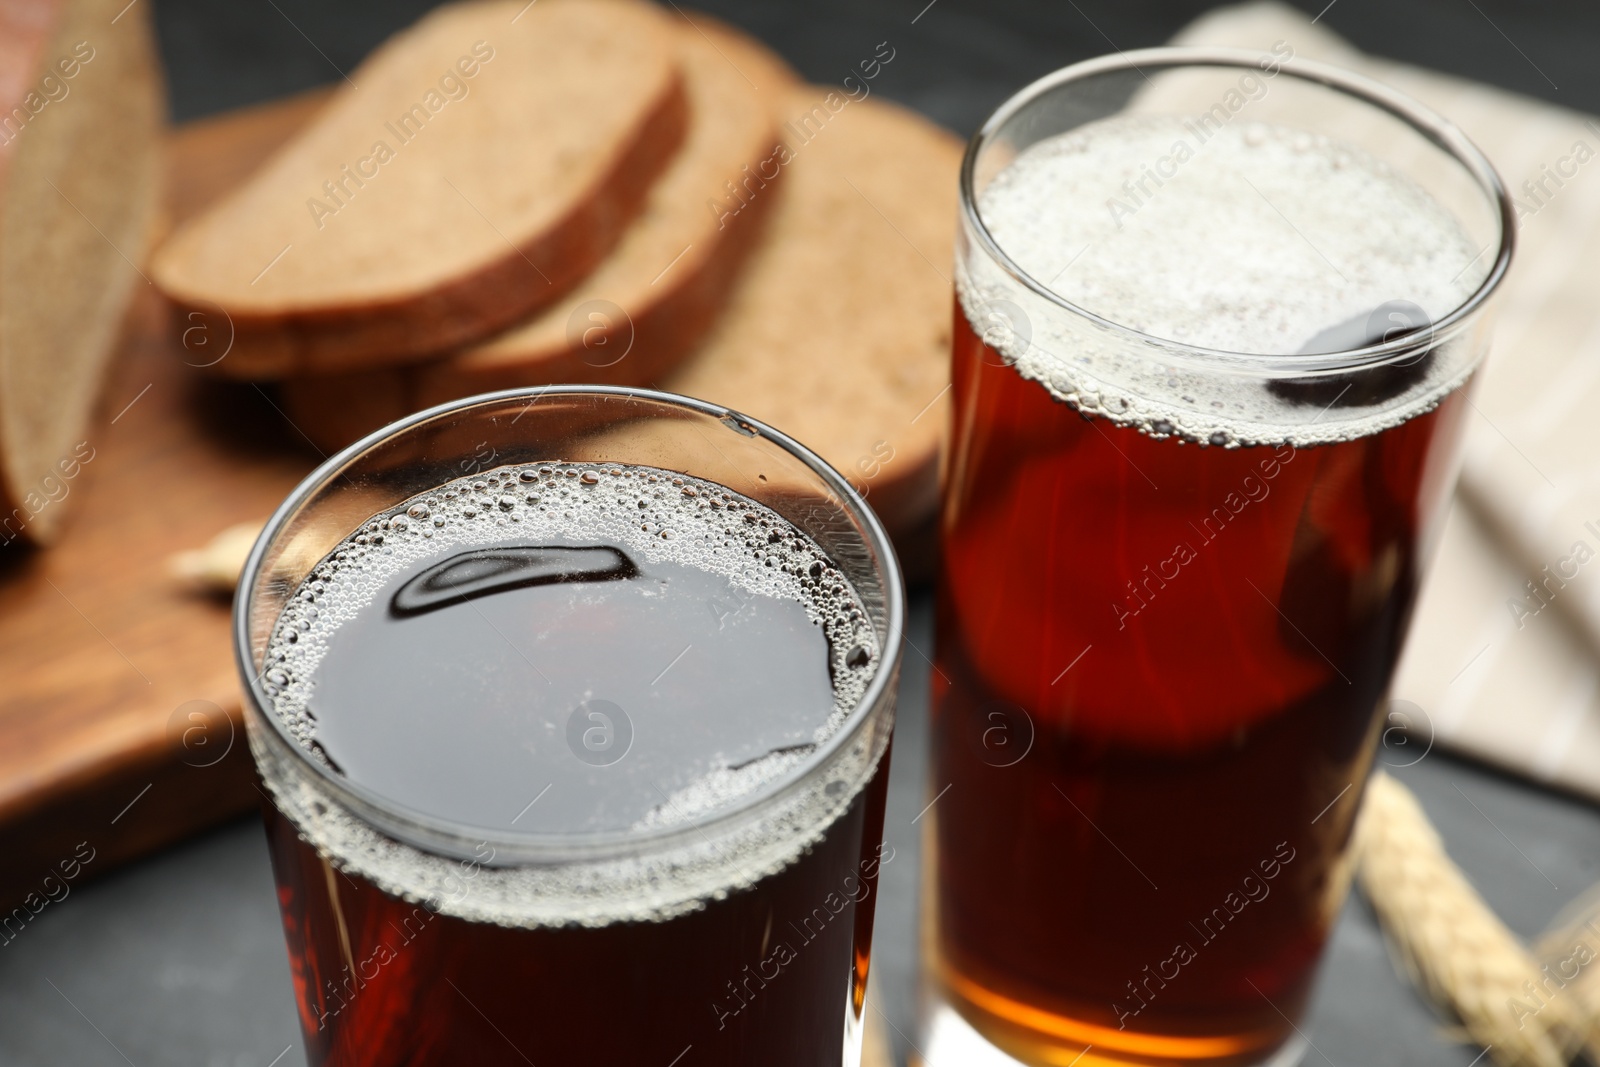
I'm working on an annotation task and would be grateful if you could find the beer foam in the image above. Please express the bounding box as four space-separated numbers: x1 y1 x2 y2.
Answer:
959 115 1489 447
253 462 887 928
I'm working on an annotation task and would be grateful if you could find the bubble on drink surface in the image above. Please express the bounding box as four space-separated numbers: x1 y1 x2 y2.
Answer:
961 115 1488 448
636 745 815 829
969 296 1032 366
255 460 885 929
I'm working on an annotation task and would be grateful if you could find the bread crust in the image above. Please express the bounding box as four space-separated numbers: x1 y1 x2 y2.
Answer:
0 0 163 545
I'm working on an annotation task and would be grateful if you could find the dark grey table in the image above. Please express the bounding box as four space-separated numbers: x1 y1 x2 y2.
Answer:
6 2 1600 1065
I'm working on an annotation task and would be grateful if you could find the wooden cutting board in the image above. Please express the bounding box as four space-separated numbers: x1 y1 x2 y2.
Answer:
0 90 329 914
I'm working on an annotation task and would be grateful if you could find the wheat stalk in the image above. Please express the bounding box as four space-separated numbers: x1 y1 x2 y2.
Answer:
1355 771 1586 1067
167 520 262 593
1533 885 1600 1062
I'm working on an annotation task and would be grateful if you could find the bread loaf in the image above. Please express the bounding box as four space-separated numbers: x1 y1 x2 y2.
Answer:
0 0 164 546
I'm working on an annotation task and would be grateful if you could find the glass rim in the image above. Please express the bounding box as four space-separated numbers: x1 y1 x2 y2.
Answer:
959 46 1517 375
234 385 906 865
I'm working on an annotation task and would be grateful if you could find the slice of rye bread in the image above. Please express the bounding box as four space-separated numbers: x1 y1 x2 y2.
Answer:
662 87 962 547
150 0 688 380
0 0 163 546
280 13 798 445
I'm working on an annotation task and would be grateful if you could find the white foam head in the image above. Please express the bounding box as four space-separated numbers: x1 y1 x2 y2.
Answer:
252 462 888 928
958 114 1491 447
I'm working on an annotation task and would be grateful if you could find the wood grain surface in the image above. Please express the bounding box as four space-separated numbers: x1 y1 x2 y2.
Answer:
0 90 328 914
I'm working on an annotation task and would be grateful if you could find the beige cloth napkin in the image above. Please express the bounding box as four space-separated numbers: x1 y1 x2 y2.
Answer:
1167 3 1600 801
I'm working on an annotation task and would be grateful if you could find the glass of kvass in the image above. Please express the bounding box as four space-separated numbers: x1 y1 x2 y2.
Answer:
927 47 1513 1067
235 386 903 1067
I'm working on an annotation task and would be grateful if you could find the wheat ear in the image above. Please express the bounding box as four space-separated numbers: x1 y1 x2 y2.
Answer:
1356 771 1584 1067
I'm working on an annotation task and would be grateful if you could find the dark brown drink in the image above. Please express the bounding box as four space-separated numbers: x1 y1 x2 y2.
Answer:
930 310 1471 1065
928 55 1511 1065
252 460 894 1067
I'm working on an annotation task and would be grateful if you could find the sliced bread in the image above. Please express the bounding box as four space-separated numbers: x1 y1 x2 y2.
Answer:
0 0 163 546
662 86 962 544
151 0 687 379
281 12 798 445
